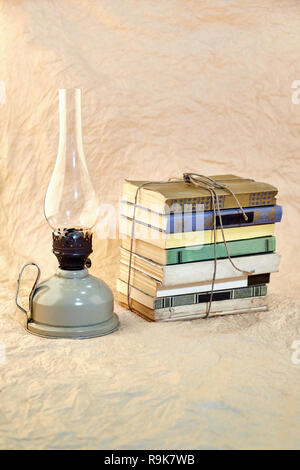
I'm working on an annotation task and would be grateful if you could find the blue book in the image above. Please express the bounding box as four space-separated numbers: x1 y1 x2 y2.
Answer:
121 204 282 233
167 204 282 233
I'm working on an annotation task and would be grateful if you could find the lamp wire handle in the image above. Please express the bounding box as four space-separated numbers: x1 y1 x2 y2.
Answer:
15 262 41 324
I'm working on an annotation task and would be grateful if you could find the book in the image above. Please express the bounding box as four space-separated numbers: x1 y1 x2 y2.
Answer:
120 220 275 249
121 235 276 265
118 291 268 322
119 253 280 295
155 275 269 297
118 274 269 298
122 175 278 213
119 267 272 297
117 278 267 309
120 247 274 283
121 203 282 232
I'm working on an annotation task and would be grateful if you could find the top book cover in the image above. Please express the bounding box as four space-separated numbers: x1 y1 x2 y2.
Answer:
123 174 278 213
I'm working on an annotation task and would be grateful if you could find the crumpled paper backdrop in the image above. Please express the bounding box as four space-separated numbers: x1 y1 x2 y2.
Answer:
0 0 299 450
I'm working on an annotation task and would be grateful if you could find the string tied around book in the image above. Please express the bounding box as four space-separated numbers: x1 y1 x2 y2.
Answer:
127 173 255 319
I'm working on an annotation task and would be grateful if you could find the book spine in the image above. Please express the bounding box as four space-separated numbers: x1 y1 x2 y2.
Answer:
160 305 268 321
154 284 267 309
166 236 276 264
155 296 268 320
120 219 275 249
164 253 280 285
166 192 277 212
117 289 268 321
167 205 282 233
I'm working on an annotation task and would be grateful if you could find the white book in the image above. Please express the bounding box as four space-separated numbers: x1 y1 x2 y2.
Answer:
120 252 280 287
156 296 267 320
159 301 268 322
117 278 248 305
156 278 248 296
117 279 267 311
117 280 268 321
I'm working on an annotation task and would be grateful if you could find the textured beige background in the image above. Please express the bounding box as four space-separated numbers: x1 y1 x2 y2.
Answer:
0 0 300 450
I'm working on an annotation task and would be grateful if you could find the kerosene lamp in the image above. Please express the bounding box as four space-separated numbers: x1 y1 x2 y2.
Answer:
16 88 119 338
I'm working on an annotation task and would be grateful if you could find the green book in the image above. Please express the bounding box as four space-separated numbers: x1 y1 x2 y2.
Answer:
166 236 276 265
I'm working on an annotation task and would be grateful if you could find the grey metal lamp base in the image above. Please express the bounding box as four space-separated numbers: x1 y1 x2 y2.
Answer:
27 268 119 339
27 313 119 339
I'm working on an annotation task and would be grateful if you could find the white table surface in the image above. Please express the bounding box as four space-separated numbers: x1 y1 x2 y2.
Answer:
0 290 299 450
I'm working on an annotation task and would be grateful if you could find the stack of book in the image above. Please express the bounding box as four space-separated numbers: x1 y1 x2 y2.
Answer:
117 175 282 321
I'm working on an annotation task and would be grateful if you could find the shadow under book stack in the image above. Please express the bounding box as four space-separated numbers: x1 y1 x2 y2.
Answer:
117 175 282 322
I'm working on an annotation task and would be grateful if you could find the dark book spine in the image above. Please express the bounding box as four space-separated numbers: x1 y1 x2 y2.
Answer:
154 284 267 309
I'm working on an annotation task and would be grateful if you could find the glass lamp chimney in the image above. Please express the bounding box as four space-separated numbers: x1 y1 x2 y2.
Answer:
44 88 98 233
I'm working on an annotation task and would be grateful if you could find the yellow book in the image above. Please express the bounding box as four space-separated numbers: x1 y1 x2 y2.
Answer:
119 221 275 249
122 175 277 213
